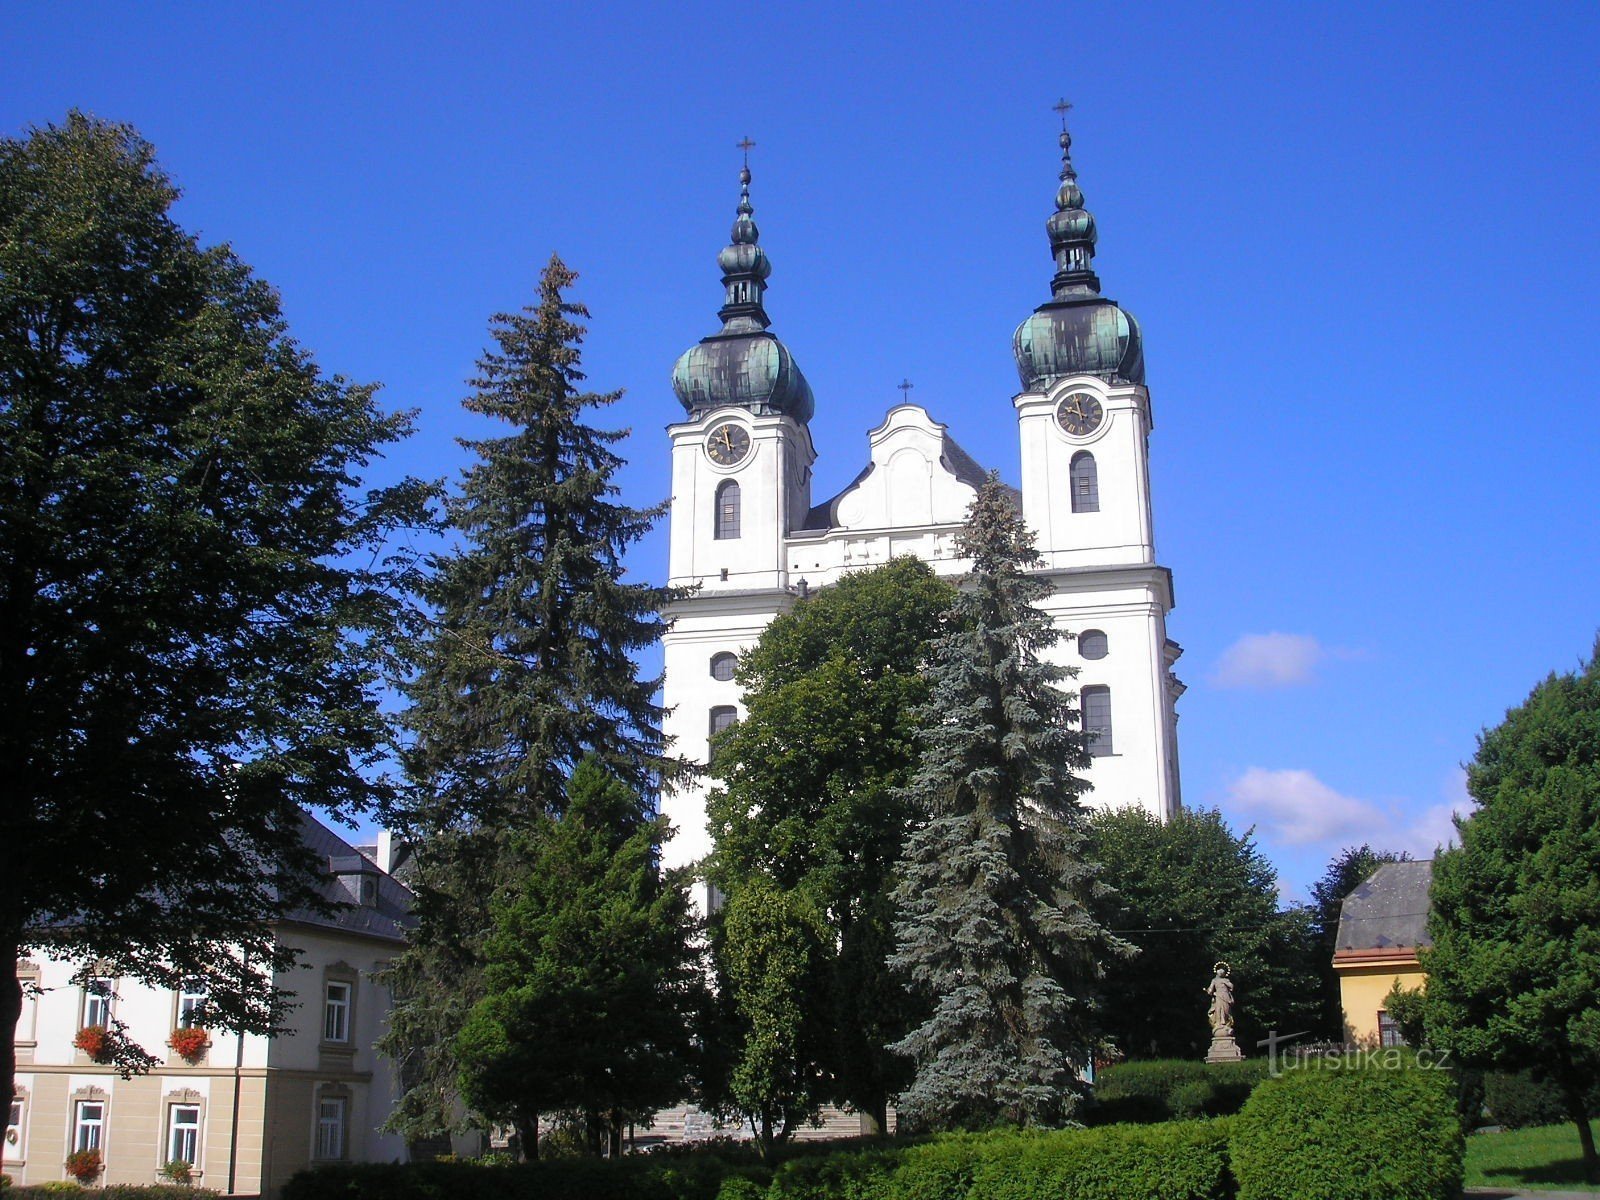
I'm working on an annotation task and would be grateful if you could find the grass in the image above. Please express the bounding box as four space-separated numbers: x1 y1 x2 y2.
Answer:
1465 1120 1600 1192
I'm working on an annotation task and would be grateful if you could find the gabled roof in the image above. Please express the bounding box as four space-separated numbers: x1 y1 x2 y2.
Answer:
1336 860 1433 955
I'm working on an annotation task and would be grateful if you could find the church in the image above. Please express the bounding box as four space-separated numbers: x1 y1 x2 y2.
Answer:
659 120 1185 895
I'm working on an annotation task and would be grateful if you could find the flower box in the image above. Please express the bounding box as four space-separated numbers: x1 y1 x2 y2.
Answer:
73 1024 110 1062
168 1026 211 1062
65 1148 103 1182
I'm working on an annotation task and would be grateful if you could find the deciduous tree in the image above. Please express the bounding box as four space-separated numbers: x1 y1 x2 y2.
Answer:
1308 843 1408 1039
1412 642 1600 1182
0 113 430 1128
889 475 1122 1130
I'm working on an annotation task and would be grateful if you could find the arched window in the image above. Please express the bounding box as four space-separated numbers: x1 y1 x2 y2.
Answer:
1082 686 1113 757
710 652 738 681
1078 630 1108 660
1070 452 1099 513
715 480 741 540
709 705 737 738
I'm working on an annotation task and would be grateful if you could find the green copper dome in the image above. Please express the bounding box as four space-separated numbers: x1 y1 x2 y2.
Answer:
673 161 814 423
1013 119 1145 391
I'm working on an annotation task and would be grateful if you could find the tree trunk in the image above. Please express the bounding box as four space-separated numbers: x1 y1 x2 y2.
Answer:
512 1112 538 1162
607 1110 623 1158
0 938 20 1182
1564 1081 1599 1184
858 1096 888 1137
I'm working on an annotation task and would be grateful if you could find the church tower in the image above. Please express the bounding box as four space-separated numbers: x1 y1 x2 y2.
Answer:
660 119 1183 888
1010 108 1183 815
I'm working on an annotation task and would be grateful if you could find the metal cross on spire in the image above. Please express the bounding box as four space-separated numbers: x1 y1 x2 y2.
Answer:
737 136 756 166
1053 98 1073 129
898 379 914 403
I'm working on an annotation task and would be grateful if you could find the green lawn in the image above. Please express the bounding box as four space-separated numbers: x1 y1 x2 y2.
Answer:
1466 1120 1600 1192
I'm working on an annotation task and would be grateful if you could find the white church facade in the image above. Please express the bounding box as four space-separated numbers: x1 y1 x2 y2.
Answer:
660 123 1184 885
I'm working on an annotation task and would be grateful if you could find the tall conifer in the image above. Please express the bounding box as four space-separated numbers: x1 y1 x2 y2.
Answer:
889 475 1121 1130
381 256 687 1140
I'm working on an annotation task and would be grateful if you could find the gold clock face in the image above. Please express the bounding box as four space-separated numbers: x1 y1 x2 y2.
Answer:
1055 393 1104 437
706 422 752 466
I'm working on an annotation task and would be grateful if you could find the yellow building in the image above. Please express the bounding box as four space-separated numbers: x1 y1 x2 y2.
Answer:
6 815 412 1195
1333 859 1432 1046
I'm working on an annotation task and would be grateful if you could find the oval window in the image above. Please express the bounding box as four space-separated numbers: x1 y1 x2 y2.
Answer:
1079 630 1108 660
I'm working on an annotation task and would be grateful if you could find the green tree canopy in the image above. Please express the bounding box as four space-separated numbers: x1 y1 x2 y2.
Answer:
1414 641 1600 1182
1087 807 1321 1057
1307 843 1409 1039
454 758 703 1158
705 556 955 1135
381 256 687 1140
0 112 430 1121
889 476 1122 1130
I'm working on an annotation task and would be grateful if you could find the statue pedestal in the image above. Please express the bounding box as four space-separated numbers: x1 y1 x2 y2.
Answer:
1205 1030 1244 1063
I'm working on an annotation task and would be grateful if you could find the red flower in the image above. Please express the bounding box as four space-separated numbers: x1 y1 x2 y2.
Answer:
65 1148 103 1182
73 1025 110 1062
168 1026 210 1061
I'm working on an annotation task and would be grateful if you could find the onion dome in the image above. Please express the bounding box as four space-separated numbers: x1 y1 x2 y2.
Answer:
1012 109 1144 391
672 154 815 423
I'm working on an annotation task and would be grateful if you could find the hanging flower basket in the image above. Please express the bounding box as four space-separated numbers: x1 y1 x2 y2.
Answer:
65 1148 103 1182
74 1025 110 1062
168 1026 210 1062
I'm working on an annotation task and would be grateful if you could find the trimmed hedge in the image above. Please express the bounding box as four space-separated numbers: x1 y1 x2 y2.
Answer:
1089 1059 1269 1124
768 1121 1234 1200
1482 1069 1600 1129
281 1156 769 1200
1231 1063 1464 1200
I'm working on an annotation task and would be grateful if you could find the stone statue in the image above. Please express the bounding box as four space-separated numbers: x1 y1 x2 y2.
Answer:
1206 961 1235 1033
1204 961 1244 1063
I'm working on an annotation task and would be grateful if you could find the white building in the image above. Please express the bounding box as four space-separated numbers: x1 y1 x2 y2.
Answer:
661 124 1184 891
6 815 411 1195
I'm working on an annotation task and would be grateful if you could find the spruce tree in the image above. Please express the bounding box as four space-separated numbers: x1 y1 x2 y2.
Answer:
454 758 702 1158
889 475 1122 1130
381 256 687 1141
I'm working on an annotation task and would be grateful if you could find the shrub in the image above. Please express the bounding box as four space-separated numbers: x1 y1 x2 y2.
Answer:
1482 1069 1600 1129
282 1156 761 1200
1089 1059 1268 1124
1231 1062 1463 1200
63 1150 102 1184
6 1189 217 1198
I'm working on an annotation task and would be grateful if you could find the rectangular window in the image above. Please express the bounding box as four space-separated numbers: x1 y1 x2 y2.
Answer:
1082 686 1113 757
82 978 113 1029
74 1100 105 1153
1377 1011 1406 1048
315 1096 346 1160
7 1097 22 1149
167 1104 201 1165
323 982 351 1043
177 979 207 1028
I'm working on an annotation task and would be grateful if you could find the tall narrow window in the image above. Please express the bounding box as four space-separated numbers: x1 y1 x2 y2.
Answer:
167 1104 201 1165
82 979 113 1029
74 1100 105 1153
709 706 737 738
1070 452 1099 513
315 1096 346 1160
177 979 207 1029
1082 686 1113 756
714 480 741 540
323 982 351 1044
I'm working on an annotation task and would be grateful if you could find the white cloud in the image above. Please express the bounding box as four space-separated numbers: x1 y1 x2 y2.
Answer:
1396 768 1474 857
1224 767 1385 846
1212 633 1327 689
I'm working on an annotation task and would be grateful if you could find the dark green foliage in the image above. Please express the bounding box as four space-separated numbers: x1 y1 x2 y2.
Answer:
281 1155 766 1200
770 1122 1235 1200
706 558 955 1136
1309 845 1409 1039
0 113 430 1112
1087 1058 1268 1124
1087 807 1321 1056
454 758 704 1151
381 257 686 1139
1482 1069 1600 1130
1231 1064 1464 1200
1413 642 1600 1180
890 477 1122 1130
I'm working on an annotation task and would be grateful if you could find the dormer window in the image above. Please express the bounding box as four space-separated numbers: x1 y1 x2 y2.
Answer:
329 855 380 908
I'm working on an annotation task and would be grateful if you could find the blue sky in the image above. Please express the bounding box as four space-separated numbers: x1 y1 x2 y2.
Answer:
7 2 1598 898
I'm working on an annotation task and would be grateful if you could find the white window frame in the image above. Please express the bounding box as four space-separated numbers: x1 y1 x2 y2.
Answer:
6 1091 25 1161
74 1099 105 1153
322 981 352 1044
315 1095 346 1160
82 978 114 1029
167 1103 201 1165
177 978 207 1029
